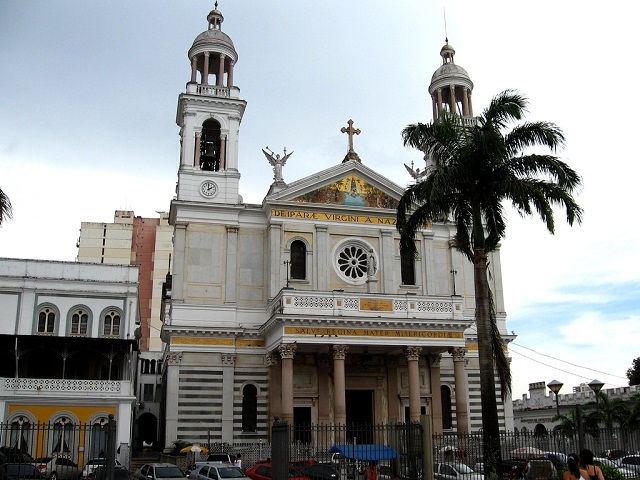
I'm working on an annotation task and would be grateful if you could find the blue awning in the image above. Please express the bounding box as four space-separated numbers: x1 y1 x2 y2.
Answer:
329 444 400 461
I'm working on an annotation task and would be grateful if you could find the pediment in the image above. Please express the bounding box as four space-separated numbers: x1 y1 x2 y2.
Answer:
265 160 403 211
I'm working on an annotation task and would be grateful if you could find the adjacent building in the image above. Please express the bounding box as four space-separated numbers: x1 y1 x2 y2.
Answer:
0 258 139 465
160 6 515 449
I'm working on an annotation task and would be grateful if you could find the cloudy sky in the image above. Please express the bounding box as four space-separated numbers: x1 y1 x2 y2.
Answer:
1 1 638 400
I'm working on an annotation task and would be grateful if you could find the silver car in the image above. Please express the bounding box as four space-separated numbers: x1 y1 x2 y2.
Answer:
33 457 82 480
133 463 186 480
189 465 249 480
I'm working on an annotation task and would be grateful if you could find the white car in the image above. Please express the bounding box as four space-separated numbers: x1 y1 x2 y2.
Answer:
82 458 124 479
434 463 483 480
188 465 249 480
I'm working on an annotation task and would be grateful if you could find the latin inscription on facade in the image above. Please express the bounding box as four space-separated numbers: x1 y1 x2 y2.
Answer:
271 209 396 225
360 299 393 311
284 326 463 339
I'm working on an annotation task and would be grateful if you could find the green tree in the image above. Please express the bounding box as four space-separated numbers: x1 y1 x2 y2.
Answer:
627 357 640 386
0 187 12 226
396 90 582 478
598 393 630 429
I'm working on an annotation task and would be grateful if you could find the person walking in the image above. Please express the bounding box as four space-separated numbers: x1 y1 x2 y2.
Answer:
563 454 581 480
579 449 604 480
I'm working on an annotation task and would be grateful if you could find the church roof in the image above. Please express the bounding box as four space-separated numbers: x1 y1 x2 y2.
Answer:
192 28 235 51
265 159 404 212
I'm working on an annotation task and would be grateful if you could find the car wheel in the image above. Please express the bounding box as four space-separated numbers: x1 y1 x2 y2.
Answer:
50 473 58 480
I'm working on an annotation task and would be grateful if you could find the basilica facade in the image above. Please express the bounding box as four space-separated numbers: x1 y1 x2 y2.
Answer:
160 6 514 449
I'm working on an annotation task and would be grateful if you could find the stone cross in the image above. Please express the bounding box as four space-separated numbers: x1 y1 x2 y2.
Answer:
341 119 361 152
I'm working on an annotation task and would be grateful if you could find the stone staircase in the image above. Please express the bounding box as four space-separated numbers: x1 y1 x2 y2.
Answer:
129 452 161 473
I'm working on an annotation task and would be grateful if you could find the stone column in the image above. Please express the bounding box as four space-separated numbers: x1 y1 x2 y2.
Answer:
317 354 331 425
436 89 443 120
429 354 443 434
279 343 297 426
225 226 238 304
267 352 282 431
386 356 400 421
462 87 469 116
468 91 473 117
217 54 225 87
172 224 187 301
203 52 210 85
221 353 236 443
332 345 348 427
405 346 422 422
219 135 226 170
381 230 394 293
449 85 457 114
451 347 469 433
268 224 283 297
163 352 182 451
432 95 438 122
194 132 201 168
190 56 198 83
228 61 234 88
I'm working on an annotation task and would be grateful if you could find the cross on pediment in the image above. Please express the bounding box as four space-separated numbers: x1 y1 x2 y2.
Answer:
340 119 362 163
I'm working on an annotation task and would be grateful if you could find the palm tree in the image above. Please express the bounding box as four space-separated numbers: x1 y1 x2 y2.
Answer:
396 90 582 478
0 187 12 226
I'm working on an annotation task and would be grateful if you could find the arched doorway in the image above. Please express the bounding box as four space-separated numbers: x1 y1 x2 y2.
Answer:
137 413 158 450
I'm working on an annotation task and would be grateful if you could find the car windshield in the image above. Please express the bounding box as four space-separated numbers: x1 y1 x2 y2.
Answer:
454 464 474 474
34 458 52 463
217 468 245 479
156 467 184 478
89 460 106 465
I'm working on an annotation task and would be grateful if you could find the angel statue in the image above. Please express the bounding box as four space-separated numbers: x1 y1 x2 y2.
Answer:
262 147 294 183
403 160 427 181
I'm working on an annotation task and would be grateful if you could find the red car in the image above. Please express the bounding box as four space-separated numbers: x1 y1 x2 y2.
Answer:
245 462 309 480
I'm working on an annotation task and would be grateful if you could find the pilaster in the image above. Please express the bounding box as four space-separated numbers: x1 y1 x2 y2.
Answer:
221 353 236 442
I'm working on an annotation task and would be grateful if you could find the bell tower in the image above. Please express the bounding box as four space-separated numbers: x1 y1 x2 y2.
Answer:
175 3 246 204
428 40 474 122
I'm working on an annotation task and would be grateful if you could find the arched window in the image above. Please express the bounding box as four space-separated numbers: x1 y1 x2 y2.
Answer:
241 384 258 432
200 119 222 171
52 418 74 454
441 385 453 429
37 307 56 335
89 418 109 458
103 310 121 337
9 417 32 454
290 240 306 280
70 309 89 336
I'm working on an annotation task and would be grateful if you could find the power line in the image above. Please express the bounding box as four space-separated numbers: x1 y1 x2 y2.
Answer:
510 342 628 380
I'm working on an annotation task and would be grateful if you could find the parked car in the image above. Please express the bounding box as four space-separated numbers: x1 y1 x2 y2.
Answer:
189 465 248 480
617 456 640 476
1 463 45 480
0 449 34 466
594 458 637 479
245 462 309 480
32 457 82 480
298 464 339 480
603 450 628 462
93 466 129 480
433 463 483 480
204 455 237 465
132 463 186 480
82 459 124 479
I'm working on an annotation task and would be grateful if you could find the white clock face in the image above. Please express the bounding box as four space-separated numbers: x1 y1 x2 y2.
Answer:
200 180 218 197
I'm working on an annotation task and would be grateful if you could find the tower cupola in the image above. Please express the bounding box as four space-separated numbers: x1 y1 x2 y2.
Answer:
428 39 474 121
188 2 238 90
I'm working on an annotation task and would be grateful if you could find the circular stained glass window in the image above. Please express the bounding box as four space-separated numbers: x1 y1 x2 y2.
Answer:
333 240 376 285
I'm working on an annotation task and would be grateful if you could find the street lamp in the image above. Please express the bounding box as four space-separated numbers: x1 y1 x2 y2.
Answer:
547 380 563 418
588 379 605 411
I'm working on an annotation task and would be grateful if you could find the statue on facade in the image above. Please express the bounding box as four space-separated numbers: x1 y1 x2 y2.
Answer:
404 160 427 181
367 249 377 277
262 147 293 183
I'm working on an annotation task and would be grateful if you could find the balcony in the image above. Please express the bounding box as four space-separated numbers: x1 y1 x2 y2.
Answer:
269 289 465 323
1 377 133 397
185 83 241 99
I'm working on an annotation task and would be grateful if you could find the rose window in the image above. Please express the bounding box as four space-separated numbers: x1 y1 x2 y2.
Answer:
337 244 368 280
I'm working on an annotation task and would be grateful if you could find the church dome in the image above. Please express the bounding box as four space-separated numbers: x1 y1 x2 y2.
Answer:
430 62 471 84
191 28 236 52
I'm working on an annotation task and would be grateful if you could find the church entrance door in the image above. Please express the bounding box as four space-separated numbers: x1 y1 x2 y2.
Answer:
346 390 374 443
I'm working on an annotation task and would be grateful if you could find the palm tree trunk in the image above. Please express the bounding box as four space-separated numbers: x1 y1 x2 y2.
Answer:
473 246 503 478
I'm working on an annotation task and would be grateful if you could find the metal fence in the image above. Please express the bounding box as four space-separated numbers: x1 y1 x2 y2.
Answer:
0 418 118 469
432 428 640 468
